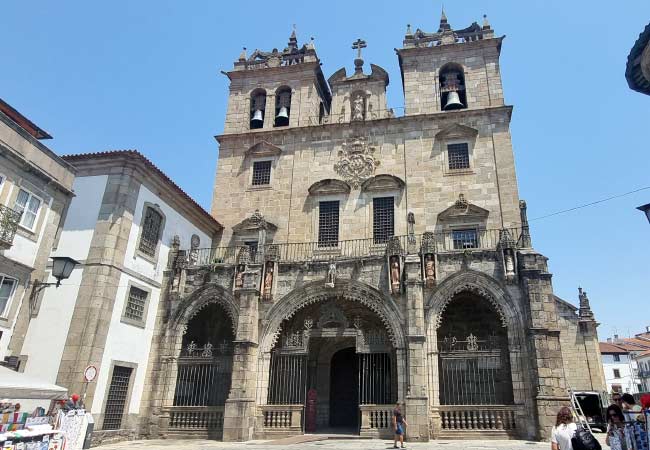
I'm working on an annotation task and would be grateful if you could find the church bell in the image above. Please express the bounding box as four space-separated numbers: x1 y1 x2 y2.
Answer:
251 109 264 125
444 91 464 110
275 106 289 126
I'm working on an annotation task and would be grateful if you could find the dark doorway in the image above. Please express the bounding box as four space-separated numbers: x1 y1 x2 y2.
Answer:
329 347 359 428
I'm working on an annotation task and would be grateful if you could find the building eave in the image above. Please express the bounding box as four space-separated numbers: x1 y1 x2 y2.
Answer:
626 22 650 95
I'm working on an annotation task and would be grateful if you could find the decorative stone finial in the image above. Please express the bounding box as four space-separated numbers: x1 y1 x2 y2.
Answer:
238 47 247 61
482 14 491 30
578 287 595 320
307 36 315 50
288 25 298 49
405 24 413 37
519 199 532 248
351 38 367 74
439 6 451 32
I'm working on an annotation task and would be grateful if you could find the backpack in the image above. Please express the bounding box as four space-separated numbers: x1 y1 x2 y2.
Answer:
571 423 602 450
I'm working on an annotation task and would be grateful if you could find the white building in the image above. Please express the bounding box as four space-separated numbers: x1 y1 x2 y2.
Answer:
14 150 222 437
0 99 75 366
600 342 639 394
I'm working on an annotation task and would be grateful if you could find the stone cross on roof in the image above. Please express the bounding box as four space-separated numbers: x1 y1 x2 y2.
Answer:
352 38 367 74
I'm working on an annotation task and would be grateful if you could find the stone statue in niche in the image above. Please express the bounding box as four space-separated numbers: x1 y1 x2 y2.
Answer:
234 264 245 289
263 262 274 299
504 249 516 280
424 254 436 287
390 256 400 293
325 262 336 288
352 94 365 121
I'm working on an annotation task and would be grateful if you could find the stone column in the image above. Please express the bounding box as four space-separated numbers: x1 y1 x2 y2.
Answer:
518 250 570 440
402 254 429 441
223 267 261 441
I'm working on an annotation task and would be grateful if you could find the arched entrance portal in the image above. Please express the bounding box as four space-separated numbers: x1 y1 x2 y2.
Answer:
264 296 397 434
438 293 513 405
170 302 234 437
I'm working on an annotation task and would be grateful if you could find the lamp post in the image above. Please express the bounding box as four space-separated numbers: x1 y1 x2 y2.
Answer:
637 203 650 225
29 256 79 312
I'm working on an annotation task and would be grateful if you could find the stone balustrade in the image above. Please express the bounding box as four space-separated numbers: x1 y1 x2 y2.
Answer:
359 405 394 438
259 404 303 434
162 406 224 437
438 405 518 433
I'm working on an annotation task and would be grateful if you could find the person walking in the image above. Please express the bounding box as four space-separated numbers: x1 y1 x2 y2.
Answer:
606 404 634 450
392 402 408 449
551 406 577 450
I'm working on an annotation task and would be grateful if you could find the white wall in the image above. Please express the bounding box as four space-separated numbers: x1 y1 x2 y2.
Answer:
20 175 107 383
93 183 212 417
602 353 640 394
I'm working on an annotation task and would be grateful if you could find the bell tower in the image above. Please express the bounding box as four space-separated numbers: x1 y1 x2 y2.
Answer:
397 11 505 115
222 30 331 134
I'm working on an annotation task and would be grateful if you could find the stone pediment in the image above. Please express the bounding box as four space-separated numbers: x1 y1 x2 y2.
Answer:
232 210 278 233
435 123 479 140
245 141 282 158
438 195 489 221
361 174 405 192
327 64 389 86
308 179 351 196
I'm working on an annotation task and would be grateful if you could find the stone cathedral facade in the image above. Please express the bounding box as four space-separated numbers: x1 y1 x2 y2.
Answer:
138 13 605 442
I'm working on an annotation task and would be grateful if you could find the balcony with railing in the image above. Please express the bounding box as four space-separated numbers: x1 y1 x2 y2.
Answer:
183 227 525 268
0 205 21 250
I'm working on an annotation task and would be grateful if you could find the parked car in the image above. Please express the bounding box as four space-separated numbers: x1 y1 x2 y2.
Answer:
573 391 607 432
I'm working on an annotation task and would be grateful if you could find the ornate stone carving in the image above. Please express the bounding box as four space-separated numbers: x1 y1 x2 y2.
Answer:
201 342 213 357
424 253 436 288
466 334 479 351
334 136 379 188
390 256 401 294
325 262 337 288
386 236 403 256
263 262 274 300
407 212 416 252
237 246 251 265
421 231 436 254
234 264 245 289
317 302 349 329
266 244 280 262
352 93 365 121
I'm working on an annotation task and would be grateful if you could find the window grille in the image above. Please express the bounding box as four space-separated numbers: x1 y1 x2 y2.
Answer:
318 201 339 247
124 286 148 322
452 229 478 249
139 207 163 257
447 143 470 170
252 161 272 186
373 197 394 244
0 275 17 317
103 366 133 430
14 189 41 230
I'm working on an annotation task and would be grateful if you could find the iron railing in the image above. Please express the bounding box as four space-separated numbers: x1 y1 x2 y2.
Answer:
0 205 21 249
185 227 524 267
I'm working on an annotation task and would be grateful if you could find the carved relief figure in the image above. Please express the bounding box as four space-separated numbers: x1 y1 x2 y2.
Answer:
352 93 365 121
334 136 380 188
263 263 274 298
504 249 515 278
390 256 400 293
235 264 245 288
325 262 336 288
424 254 436 287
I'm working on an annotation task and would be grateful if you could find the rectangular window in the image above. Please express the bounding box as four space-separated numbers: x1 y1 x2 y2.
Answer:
452 229 478 250
612 384 622 393
613 369 621 378
138 207 163 258
14 189 41 230
613 354 621 362
124 286 148 323
318 201 339 247
447 143 470 170
103 365 133 430
244 240 258 261
252 160 272 186
0 275 17 317
373 197 394 244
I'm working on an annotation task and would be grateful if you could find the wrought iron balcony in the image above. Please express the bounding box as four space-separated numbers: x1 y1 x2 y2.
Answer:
184 227 524 268
0 205 21 250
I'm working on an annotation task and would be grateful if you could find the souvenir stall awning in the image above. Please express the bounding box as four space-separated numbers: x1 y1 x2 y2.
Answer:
0 366 67 399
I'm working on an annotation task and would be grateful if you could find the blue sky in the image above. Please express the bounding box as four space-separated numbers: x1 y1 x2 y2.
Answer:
2 1 649 339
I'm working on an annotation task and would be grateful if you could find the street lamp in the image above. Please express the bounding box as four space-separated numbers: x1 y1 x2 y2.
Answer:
29 256 80 312
637 203 650 225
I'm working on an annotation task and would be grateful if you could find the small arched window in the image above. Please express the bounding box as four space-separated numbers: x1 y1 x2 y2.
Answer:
250 89 266 129
318 102 325 124
274 86 291 127
439 63 467 111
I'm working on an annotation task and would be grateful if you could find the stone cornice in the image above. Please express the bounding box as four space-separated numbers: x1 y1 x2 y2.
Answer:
215 105 513 143
396 35 505 59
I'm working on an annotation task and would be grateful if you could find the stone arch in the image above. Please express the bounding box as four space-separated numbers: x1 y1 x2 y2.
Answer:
260 279 406 354
171 282 239 335
425 270 522 332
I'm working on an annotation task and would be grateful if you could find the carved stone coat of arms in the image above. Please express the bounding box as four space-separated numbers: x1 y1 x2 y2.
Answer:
334 136 380 188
